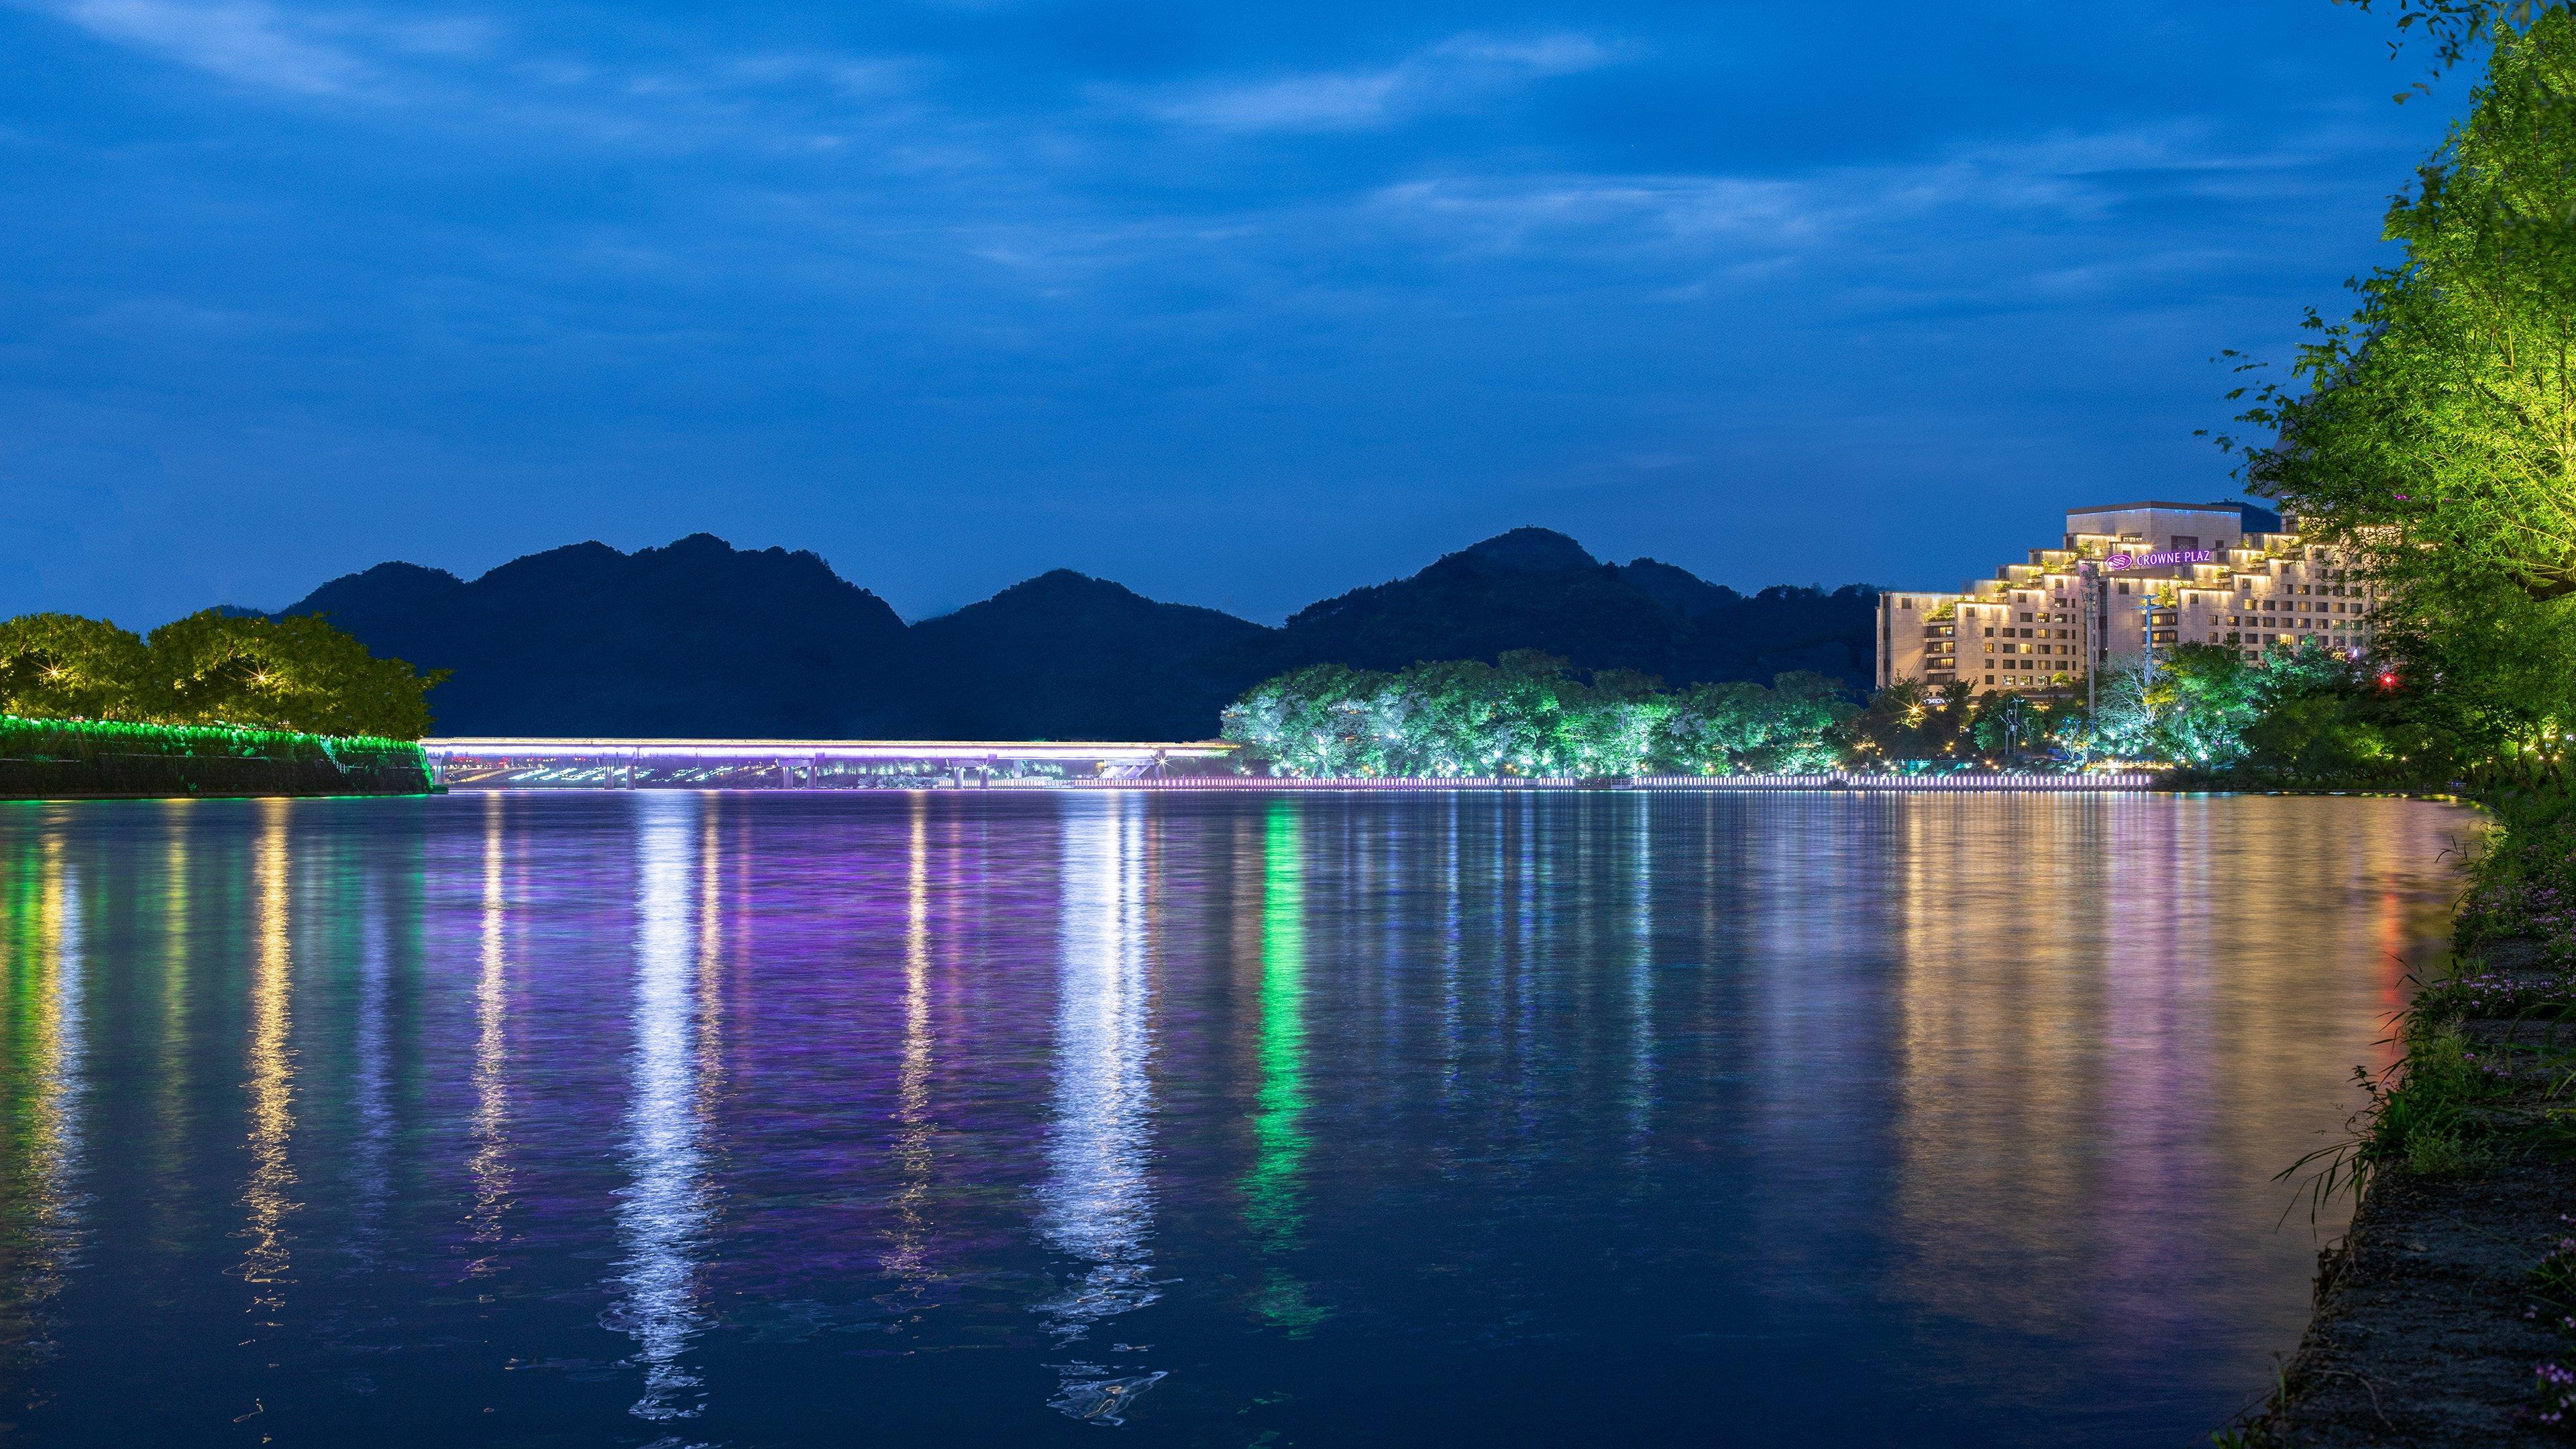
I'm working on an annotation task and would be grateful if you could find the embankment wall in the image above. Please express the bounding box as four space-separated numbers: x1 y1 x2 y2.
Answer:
1 716 433 799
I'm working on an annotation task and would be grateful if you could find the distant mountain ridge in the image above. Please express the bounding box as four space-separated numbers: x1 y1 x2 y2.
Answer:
273 528 1878 738
283 535 912 737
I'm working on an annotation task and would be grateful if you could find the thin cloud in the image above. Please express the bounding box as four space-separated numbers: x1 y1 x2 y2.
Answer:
1366 123 2324 263
38 0 376 94
1118 30 1623 133
21 0 924 150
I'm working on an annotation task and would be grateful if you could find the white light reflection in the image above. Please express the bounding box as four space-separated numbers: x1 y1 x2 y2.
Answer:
1626 796 1656 1155
608 793 712 1426
346 882 392 1258
1034 795 1165 1426
1439 795 1462 1104
464 794 514 1274
696 806 727 1109
885 796 936 1287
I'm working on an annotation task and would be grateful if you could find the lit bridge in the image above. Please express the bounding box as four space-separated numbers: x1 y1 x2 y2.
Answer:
423 738 1240 791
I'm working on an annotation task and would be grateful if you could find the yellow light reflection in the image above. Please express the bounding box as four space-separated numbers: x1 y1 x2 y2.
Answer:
17 833 87 1340
157 808 190 1228
240 800 296 1330
1886 794 2458 1334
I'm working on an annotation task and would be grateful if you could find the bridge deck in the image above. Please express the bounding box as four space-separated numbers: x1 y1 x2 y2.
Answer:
423 737 1234 762
421 737 1236 790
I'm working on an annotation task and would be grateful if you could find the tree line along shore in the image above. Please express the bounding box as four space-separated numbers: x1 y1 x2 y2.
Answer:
3 593 2471 798
1215 643 2457 787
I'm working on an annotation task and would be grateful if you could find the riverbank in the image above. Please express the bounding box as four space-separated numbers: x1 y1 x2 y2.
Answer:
0 715 434 798
1061 771 2155 792
2234 793 2576 1445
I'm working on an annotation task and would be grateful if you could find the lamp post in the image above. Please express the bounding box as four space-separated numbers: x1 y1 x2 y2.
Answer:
2141 594 2157 695
2080 561 2100 723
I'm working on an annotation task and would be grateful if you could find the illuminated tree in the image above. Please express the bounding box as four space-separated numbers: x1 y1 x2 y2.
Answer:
0 608 442 739
1666 673 1852 773
0 613 150 721
1222 657 1851 777
144 611 445 739
2237 12 2576 755
1216 663 1387 776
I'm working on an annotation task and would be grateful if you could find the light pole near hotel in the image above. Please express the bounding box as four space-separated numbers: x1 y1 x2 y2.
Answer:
2080 561 2104 722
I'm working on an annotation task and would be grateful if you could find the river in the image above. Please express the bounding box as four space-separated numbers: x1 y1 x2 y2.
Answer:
0 790 2471 1445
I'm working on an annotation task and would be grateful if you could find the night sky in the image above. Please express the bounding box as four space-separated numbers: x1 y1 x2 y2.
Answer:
0 1 2462 627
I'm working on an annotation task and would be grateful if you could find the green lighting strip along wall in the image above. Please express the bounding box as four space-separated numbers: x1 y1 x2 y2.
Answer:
0 714 431 798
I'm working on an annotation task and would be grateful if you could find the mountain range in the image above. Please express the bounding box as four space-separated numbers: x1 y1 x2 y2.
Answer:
274 528 1878 739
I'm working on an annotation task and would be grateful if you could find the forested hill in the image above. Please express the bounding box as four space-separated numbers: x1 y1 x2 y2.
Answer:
1226 528 1876 689
270 528 1878 739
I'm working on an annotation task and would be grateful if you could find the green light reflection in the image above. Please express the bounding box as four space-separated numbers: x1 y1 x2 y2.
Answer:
1243 801 1327 1333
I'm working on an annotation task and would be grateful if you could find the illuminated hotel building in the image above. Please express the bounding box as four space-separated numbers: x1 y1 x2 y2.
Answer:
1876 500 2380 694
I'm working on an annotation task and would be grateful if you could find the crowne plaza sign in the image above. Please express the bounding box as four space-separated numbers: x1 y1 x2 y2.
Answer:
2105 549 2214 571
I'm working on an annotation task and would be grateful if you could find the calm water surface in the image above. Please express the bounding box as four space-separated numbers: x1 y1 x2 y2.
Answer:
0 791 2471 1446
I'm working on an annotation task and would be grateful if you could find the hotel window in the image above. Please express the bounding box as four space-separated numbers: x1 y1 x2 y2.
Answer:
1901 598 1915 609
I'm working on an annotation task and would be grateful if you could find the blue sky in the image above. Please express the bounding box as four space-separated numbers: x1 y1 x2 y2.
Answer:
0 1 2463 625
